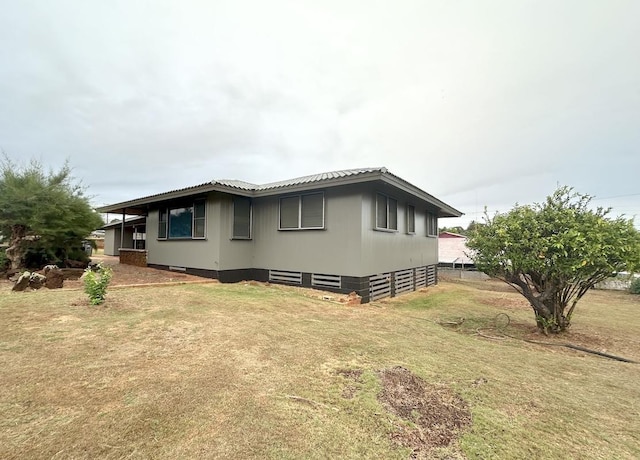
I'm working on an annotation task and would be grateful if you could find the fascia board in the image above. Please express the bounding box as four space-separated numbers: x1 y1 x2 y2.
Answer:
379 175 463 217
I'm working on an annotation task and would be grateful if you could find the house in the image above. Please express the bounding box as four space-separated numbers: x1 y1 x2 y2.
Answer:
97 167 462 302
438 231 474 268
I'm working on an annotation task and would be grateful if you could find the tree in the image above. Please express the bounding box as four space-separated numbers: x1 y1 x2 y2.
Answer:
0 155 104 270
467 187 640 334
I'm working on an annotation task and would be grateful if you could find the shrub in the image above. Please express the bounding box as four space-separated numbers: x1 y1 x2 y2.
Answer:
83 264 113 305
630 277 640 295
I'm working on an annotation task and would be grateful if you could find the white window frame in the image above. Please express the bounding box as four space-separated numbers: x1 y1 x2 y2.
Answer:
406 204 416 234
426 211 438 237
278 192 325 230
375 193 398 232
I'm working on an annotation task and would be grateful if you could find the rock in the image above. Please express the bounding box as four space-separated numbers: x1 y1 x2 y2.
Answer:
64 259 88 269
29 272 47 290
12 271 32 291
43 265 58 275
346 291 362 306
88 261 101 271
44 265 64 289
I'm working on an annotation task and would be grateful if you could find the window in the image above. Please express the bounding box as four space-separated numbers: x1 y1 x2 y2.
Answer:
233 196 252 239
279 192 324 230
158 199 206 240
406 205 415 234
376 193 398 231
158 209 168 239
193 201 206 238
426 211 438 237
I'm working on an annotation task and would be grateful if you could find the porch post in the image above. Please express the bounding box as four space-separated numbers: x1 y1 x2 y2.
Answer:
120 209 125 250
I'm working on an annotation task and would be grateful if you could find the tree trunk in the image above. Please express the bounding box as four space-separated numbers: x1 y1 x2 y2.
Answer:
529 297 569 334
6 224 27 270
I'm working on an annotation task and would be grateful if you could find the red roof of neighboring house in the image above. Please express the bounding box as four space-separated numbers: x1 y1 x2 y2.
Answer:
438 233 474 265
439 231 466 238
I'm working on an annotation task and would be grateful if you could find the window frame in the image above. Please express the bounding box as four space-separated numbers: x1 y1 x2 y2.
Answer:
278 192 325 230
406 204 416 234
232 196 253 240
426 211 438 237
158 209 168 240
375 193 398 232
157 199 207 240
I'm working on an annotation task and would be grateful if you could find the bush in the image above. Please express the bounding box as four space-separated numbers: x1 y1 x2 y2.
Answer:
83 264 113 305
630 277 640 295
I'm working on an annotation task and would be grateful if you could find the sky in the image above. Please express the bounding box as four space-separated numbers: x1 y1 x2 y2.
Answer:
1 0 638 228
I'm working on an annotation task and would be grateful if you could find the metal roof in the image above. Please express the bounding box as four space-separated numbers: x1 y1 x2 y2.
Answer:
96 167 462 217
255 167 387 190
100 216 147 229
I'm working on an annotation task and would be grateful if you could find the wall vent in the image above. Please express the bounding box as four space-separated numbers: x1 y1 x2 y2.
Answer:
369 273 391 301
395 269 415 295
269 270 303 285
415 266 427 288
311 273 341 288
427 265 437 286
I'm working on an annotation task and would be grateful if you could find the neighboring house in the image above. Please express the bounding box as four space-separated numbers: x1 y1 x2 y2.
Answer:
97 167 462 302
438 231 474 268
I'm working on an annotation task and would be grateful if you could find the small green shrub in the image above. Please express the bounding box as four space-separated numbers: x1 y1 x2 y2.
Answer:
83 264 113 305
630 277 640 295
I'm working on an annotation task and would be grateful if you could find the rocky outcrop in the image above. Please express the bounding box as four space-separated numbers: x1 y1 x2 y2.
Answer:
11 266 66 291
43 265 64 289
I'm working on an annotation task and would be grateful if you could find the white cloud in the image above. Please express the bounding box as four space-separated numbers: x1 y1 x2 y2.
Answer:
0 0 638 225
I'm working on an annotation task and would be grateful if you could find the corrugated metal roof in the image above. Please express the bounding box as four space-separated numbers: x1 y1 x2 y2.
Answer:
96 166 462 218
255 167 387 190
212 179 257 190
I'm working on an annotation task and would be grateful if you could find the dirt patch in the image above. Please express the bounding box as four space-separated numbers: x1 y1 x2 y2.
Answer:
336 368 364 399
377 366 471 458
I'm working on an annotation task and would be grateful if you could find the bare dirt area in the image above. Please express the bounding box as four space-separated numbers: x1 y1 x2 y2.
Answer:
79 256 210 287
0 256 214 292
377 366 471 459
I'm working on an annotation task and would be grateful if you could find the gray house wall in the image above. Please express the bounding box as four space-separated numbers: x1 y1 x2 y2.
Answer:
247 185 364 276
359 183 438 275
104 228 119 256
217 194 255 271
145 193 222 271
104 227 135 256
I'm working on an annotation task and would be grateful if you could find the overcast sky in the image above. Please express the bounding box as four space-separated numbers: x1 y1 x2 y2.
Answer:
1 0 638 228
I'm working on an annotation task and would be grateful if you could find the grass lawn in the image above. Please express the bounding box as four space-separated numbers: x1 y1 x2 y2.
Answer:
1 279 639 459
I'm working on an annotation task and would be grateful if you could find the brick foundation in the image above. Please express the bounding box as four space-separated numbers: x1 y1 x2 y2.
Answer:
119 249 147 267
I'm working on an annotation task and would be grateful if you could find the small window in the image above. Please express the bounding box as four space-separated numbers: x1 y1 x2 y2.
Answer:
376 193 398 231
233 196 252 239
279 193 324 230
426 212 438 237
406 205 415 234
193 200 206 239
158 209 168 239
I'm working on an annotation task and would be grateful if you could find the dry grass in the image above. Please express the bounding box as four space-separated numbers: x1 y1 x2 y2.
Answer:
1 277 639 459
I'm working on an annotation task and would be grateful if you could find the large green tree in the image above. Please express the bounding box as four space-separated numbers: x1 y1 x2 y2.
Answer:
0 155 103 270
467 187 640 334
